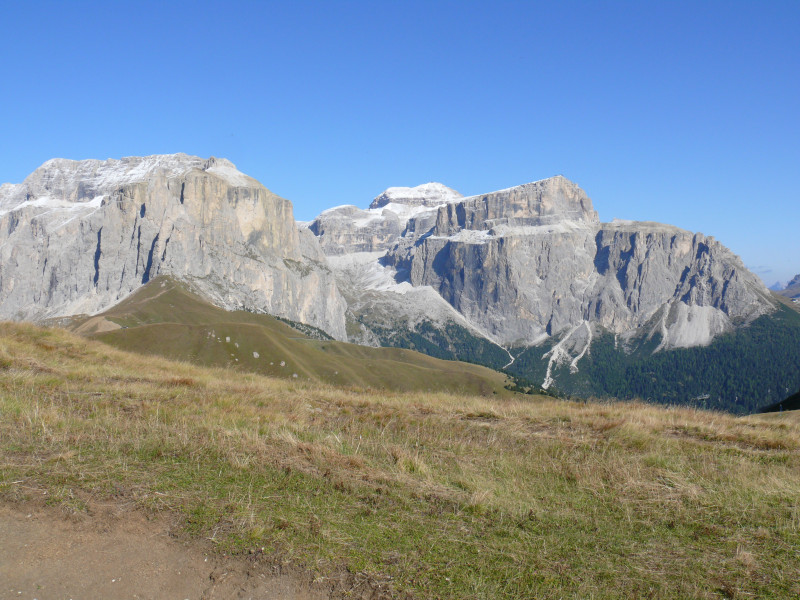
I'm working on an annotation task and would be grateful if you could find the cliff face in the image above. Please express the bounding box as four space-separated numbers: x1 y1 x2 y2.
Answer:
386 176 771 346
306 175 773 353
307 205 404 255
307 183 462 256
430 176 599 234
0 155 347 338
590 222 767 348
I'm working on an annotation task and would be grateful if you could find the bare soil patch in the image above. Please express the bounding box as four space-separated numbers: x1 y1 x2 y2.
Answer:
70 316 122 336
0 499 330 600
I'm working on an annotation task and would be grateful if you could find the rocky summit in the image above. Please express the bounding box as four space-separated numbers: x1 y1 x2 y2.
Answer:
0 154 346 338
308 175 772 349
303 174 791 408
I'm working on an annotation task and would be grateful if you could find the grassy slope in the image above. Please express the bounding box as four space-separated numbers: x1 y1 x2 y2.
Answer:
74 277 510 397
2 322 800 599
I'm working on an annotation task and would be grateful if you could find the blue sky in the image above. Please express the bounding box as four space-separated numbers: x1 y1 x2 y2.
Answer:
2 0 798 283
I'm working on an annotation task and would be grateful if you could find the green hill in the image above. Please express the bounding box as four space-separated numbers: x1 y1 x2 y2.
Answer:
69 277 511 397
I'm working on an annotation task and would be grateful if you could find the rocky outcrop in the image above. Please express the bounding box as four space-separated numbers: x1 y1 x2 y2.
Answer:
0 154 347 338
307 175 773 353
779 274 800 299
387 177 771 346
306 183 462 256
590 221 768 348
369 182 462 209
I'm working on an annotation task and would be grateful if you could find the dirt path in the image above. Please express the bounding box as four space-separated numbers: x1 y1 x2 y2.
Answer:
0 500 330 600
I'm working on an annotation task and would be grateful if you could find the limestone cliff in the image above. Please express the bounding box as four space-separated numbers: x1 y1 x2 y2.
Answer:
307 183 462 256
1 155 776 377
0 154 347 338
387 176 771 346
307 175 773 360
304 182 497 350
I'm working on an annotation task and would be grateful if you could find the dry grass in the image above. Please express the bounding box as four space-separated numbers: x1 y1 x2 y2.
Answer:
1 321 800 598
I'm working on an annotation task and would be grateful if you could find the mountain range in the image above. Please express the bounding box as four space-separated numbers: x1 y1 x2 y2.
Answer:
777 274 800 300
2 154 798 412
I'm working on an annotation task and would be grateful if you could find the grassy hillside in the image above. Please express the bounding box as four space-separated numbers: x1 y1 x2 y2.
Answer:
774 292 800 314
2 322 799 598
69 277 510 397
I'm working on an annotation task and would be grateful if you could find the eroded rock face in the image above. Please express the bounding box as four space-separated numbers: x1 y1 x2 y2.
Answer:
388 178 771 346
589 222 768 347
308 175 773 349
430 176 599 235
306 183 463 256
5 155 771 357
369 182 462 209
307 205 403 255
0 154 347 338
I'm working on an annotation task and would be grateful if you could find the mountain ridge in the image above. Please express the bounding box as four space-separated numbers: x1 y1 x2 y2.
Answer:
778 273 800 299
305 172 788 404
1 153 792 409
309 173 772 347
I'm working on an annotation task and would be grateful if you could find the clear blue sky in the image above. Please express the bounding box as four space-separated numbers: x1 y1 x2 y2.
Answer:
2 0 798 283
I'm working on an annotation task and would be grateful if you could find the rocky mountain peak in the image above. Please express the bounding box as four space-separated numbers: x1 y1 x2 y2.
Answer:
428 175 599 238
308 183 464 256
472 175 599 225
374 174 773 350
369 182 462 209
0 154 257 215
0 154 346 338
781 273 800 299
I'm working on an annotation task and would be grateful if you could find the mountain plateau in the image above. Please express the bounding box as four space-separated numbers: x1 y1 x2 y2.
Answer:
0 154 346 338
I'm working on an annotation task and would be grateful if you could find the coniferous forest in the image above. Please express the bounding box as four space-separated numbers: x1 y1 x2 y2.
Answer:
506 305 800 414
